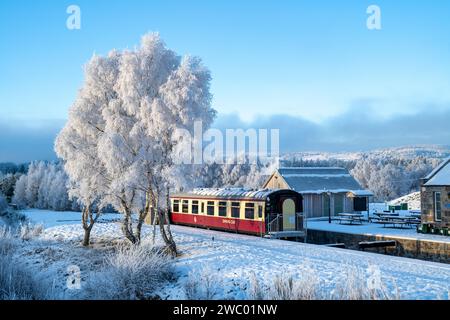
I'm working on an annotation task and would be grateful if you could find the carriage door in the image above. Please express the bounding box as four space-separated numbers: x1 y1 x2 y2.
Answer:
282 198 296 231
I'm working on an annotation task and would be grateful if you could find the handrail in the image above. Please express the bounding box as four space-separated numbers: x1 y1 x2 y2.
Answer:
268 212 307 236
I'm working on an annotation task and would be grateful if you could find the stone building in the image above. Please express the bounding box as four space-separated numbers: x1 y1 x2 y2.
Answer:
421 158 450 228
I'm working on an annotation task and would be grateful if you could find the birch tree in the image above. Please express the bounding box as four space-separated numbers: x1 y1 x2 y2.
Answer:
56 33 216 253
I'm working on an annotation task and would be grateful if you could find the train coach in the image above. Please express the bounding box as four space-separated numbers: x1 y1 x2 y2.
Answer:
169 188 306 238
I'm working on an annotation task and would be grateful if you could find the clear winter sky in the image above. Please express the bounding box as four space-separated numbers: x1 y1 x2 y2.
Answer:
1 0 450 163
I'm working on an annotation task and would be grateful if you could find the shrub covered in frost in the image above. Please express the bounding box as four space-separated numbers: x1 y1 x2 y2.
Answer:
19 223 43 241
85 243 175 300
0 227 52 299
247 264 399 300
184 266 222 300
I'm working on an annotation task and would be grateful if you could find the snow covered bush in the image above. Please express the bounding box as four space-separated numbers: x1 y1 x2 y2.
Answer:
332 265 399 300
19 223 43 241
85 243 174 299
246 265 398 300
184 266 222 300
0 209 27 227
0 227 53 299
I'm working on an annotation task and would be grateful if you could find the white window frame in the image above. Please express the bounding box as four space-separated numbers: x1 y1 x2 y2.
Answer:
434 192 442 222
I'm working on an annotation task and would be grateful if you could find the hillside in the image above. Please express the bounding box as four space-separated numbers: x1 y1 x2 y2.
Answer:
388 192 421 211
281 145 450 163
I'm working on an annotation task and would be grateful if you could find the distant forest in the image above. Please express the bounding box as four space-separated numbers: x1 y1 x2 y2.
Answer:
0 148 447 212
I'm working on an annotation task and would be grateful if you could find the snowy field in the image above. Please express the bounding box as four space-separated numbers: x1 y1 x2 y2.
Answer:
17 209 450 300
21 209 122 228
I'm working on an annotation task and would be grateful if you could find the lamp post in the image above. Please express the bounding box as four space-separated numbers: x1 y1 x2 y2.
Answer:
327 191 332 224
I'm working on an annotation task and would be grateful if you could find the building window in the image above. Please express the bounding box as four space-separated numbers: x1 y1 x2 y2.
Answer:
218 201 227 217
245 203 255 220
258 205 263 218
192 200 199 214
434 192 442 221
182 200 189 213
207 201 215 216
231 202 240 218
172 199 180 213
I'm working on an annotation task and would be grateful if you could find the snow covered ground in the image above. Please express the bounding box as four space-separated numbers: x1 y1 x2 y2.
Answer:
21 209 121 228
19 209 450 300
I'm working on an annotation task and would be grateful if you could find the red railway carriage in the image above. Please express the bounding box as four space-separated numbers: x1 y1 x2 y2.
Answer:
169 188 305 237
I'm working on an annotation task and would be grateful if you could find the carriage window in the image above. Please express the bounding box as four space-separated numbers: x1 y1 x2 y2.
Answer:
192 200 199 214
245 203 255 219
172 199 180 212
231 202 240 218
258 205 263 218
201 202 205 214
218 202 227 217
207 201 215 216
182 200 189 213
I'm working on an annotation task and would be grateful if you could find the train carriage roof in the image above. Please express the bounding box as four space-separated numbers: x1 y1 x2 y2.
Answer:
171 187 298 201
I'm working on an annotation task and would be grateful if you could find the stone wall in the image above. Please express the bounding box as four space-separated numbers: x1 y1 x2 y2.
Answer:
421 186 450 228
307 229 449 264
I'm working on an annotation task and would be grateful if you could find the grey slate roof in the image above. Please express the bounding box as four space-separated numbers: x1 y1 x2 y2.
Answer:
424 158 450 186
276 167 371 195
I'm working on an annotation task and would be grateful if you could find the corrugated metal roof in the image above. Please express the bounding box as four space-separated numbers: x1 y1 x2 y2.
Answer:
424 158 450 186
277 167 368 194
172 188 280 200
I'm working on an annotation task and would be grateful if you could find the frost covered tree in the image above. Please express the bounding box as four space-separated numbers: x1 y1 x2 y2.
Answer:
0 173 21 201
55 51 121 246
0 193 7 213
11 161 75 211
56 33 216 253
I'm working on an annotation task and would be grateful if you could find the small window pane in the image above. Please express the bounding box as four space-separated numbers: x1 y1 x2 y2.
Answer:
258 205 263 218
207 201 215 216
218 201 227 217
245 203 255 220
192 200 199 214
182 200 189 213
231 202 240 218
173 200 180 213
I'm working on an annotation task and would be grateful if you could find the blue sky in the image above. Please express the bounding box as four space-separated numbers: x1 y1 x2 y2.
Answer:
1 1 450 162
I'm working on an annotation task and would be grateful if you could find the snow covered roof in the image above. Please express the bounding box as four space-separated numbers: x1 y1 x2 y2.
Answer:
275 167 372 196
424 158 450 186
172 188 285 200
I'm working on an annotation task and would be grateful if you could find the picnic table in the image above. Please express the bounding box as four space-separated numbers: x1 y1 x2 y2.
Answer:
371 215 420 229
335 213 364 225
373 212 399 217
